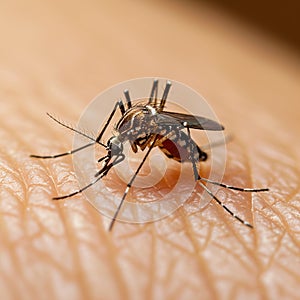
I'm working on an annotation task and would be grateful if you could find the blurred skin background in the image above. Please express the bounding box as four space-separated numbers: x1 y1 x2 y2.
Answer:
0 0 299 299
207 0 300 52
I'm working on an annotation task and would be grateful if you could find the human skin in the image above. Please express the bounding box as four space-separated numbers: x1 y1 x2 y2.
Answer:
0 1 299 299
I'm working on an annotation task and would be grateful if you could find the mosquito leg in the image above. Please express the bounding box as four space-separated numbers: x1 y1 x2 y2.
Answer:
124 89 132 109
95 100 126 143
30 141 96 159
200 178 269 192
159 81 172 112
108 135 159 231
53 154 125 200
154 81 158 108
129 141 138 153
198 181 253 228
148 79 159 106
184 123 253 228
197 132 268 192
118 99 125 115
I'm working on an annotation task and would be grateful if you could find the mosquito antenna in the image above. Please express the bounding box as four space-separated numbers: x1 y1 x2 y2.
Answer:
124 89 132 109
30 141 96 159
154 81 158 108
30 113 107 159
198 180 253 228
46 113 106 148
108 135 159 231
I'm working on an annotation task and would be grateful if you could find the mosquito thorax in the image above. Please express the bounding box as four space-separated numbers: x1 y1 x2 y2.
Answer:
116 104 157 139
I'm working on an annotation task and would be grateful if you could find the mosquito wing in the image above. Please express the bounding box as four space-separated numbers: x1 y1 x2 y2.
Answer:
158 111 224 131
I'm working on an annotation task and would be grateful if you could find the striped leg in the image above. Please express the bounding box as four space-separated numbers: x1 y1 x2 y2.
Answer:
53 153 125 200
108 135 159 231
95 100 126 143
148 79 159 106
184 124 254 228
159 81 172 112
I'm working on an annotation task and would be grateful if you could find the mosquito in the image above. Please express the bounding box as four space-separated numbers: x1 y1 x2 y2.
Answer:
31 79 269 231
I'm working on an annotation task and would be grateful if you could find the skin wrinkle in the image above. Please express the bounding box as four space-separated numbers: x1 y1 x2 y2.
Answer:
152 237 196 299
22 120 298 300
104 243 130 299
155 226 195 254
56 206 90 299
98 218 133 299
252 205 269 300
113 232 150 300
256 231 295 298
167 263 192 300
25 216 76 297
1 115 61 224
211 240 254 274
67 209 117 298
0 192 32 298
199 219 214 252
12 121 85 298
277 260 300 282
223 131 284 299
71 204 126 298
261 195 299 245
211 225 255 272
266 203 300 247
43 162 124 299
146 228 155 300
263 231 286 271
0 155 26 203
241 145 256 227
182 211 219 299
198 204 262 298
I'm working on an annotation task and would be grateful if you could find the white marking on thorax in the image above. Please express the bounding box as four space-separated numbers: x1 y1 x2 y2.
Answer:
146 105 156 115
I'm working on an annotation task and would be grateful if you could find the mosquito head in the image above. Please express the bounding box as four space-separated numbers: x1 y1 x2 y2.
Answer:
107 136 123 156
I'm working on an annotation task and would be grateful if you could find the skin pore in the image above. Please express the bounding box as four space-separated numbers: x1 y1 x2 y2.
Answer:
0 0 299 299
